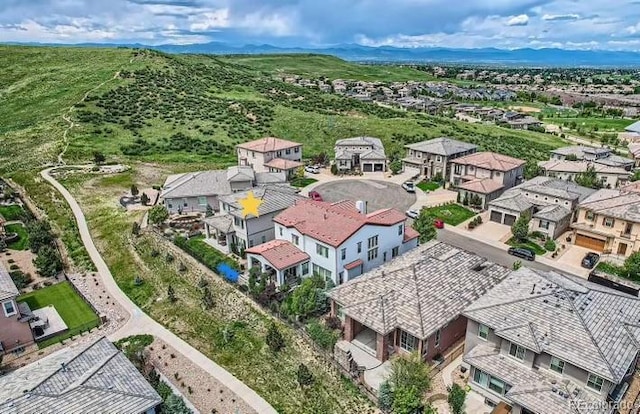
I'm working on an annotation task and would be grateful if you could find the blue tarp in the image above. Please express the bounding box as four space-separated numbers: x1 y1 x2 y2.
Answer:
216 263 240 283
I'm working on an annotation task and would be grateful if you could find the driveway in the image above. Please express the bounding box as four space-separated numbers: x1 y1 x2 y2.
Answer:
459 212 512 243
312 179 417 212
550 244 592 278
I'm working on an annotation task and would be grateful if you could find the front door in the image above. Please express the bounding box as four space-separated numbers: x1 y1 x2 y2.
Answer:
618 243 628 255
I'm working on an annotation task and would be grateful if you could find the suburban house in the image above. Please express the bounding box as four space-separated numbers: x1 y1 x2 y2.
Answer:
0 262 34 355
488 177 595 239
402 137 478 180
623 120 640 141
463 267 640 413
237 136 303 178
449 151 526 209
571 188 640 256
334 136 387 173
246 199 419 286
0 336 161 413
329 241 510 364
550 145 635 171
203 186 304 252
629 143 640 168
505 115 543 130
161 166 286 214
538 160 631 188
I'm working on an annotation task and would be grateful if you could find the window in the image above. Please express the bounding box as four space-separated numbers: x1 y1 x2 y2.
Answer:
279 226 283 236
292 234 299 245
539 220 550 230
338 271 344 285
316 243 329 258
294 147 300 153
550 357 565 374
261 235 266 244
392 246 400 258
312 264 331 280
286 148 291 155
508 343 526 360
489 377 507 395
357 242 362 254
434 329 441 347
248 240 254 248
495 171 501 177
183 198 188 207
398 224 403 235
368 247 378 261
3 300 16 317
233 216 244 229
168 202 173 209
603 217 614 228
383 251 387 262
341 248 346 260
252 151 255 158
368 235 378 249
478 324 489 340
436 155 442 163
454 164 463 175
198 196 207 206
473 369 489 387
301 261 309 275
400 330 418 352
587 373 604 392
277 151 282 157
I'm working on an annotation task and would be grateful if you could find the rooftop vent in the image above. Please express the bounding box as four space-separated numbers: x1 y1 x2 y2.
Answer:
530 283 537 294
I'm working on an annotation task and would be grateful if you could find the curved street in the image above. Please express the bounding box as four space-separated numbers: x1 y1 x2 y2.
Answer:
40 167 277 414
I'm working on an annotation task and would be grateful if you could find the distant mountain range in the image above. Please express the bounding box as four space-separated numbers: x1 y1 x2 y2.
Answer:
8 41 640 67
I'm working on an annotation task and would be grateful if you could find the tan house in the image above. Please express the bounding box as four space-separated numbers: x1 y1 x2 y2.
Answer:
449 152 526 209
629 143 640 168
571 188 640 256
538 160 631 188
237 137 303 178
334 136 387 173
0 262 34 354
402 137 478 180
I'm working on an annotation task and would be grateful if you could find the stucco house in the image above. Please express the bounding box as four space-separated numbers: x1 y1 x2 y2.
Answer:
0 262 34 355
538 160 631 188
237 136 303 178
246 199 419 287
329 241 510 364
334 136 387 173
550 145 635 171
402 137 478 180
449 151 526 209
463 267 640 414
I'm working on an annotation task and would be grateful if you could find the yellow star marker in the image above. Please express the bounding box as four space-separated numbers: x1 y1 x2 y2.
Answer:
238 190 263 218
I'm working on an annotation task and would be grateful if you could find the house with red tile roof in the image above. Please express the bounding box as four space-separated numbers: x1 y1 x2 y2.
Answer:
245 199 419 286
237 137 303 179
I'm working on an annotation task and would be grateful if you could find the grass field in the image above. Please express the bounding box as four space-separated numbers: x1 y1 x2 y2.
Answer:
552 117 634 132
0 204 25 221
4 223 28 250
290 177 318 187
416 181 440 192
422 204 475 226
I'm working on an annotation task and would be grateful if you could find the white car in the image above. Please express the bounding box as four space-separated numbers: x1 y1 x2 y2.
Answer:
406 209 419 219
402 182 416 193
305 166 319 174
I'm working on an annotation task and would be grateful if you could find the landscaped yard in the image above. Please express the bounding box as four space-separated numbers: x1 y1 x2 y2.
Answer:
421 204 476 226
290 177 318 188
0 204 25 221
596 261 627 278
416 181 440 192
507 238 546 255
4 223 28 250
174 235 239 271
18 281 100 347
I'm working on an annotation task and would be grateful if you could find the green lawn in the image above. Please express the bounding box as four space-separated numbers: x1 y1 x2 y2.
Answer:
290 177 318 188
18 281 100 348
421 204 476 226
416 181 440 192
553 117 634 132
507 238 546 255
4 223 28 250
0 204 25 221
596 261 627 278
174 235 239 272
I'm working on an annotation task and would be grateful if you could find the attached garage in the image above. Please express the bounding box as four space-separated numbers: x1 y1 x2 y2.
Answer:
575 234 606 252
362 163 373 172
374 163 384 172
490 210 503 223
503 214 517 226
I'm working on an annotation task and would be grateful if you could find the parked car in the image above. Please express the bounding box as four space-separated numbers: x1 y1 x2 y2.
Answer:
581 252 600 269
434 219 444 229
507 247 535 261
305 166 319 174
402 182 416 193
406 209 419 219
308 190 323 201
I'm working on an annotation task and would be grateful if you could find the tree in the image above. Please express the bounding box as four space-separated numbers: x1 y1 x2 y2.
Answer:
462 192 469 206
412 212 436 243
575 166 603 189
378 380 394 413
93 152 106 165
148 205 169 225
140 192 150 206
296 363 314 387
26 221 54 253
631 170 640 182
201 285 214 309
266 322 285 353
167 285 176 302
131 222 140 236
389 352 431 397
448 383 467 414
281 275 327 319
330 163 338 175
511 212 531 242
205 204 214 217
392 385 423 414
130 184 139 197
625 252 640 280
389 159 403 175
33 245 63 278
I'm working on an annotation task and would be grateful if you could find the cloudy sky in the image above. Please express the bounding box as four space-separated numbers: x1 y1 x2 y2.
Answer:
1 0 640 50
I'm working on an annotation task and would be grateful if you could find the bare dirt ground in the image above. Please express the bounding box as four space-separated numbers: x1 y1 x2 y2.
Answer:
509 105 541 113
1 250 40 287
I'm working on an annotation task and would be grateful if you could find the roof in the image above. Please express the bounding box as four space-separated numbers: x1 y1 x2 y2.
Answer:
335 137 387 160
274 200 407 247
551 145 611 159
451 151 526 172
488 192 534 213
329 241 510 339
458 178 504 194
403 227 420 242
246 239 310 270
624 120 640 134
161 170 230 198
0 337 161 414
360 149 387 160
578 188 640 222
255 172 287 185
335 136 384 150
344 259 364 271
221 186 305 218
533 204 571 222
629 143 640 158
464 267 640 383
202 214 234 233
263 158 304 171
539 160 630 175
0 261 19 301
594 154 635 168
237 137 300 153
505 176 595 203
226 165 255 182
405 137 478 156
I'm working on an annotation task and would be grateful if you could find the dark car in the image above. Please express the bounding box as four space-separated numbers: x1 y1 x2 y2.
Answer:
581 252 600 269
507 247 535 261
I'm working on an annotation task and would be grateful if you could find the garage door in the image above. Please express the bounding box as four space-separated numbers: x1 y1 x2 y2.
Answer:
374 163 384 172
363 163 373 172
503 214 517 226
575 234 606 251
490 210 502 223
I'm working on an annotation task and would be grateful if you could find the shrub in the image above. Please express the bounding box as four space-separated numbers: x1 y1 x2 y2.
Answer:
130 184 139 197
9 270 32 289
148 205 169 225
297 363 314 387
306 320 340 350
378 380 394 413
544 239 556 252
131 222 140 235
330 163 338 175
201 285 214 310
324 315 342 330
266 322 285 353
448 383 466 414
141 193 150 206
167 285 177 302
511 212 531 242
33 245 63 278
165 253 175 263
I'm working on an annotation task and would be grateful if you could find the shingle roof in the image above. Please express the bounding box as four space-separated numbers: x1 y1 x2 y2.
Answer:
160 169 231 198
226 166 255 182
246 239 310 270
360 149 387 160
492 177 596 210
221 186 304 218
488 192 534 213
263 158 304 171
329 241 510 339
451 151 526 172
464 267 640 382
551 145 611 159
624 120 640 134
539 160 630 175
0 261 19 301
533 204 571 222
458 178 504 194
594 154 634 168
202 214 234 233
405 137 478 156
237 137 300 152
579 188 640 222
0 337 161 414
335 136 384 150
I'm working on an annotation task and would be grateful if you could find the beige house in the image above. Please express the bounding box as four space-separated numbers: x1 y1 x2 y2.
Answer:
237 137 303 178
334 136 387 173
571 188 640 257
449 151 526 209
629 143 640 168
403 137 478 180
538 160 631 188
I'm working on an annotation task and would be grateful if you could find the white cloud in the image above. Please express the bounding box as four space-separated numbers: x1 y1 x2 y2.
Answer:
506 14 529 26
188 9 230 31
542 13 580 21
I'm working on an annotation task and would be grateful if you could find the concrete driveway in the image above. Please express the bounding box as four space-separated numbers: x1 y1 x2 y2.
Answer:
458 212 512 242
312 179 417 212
551 244 592 278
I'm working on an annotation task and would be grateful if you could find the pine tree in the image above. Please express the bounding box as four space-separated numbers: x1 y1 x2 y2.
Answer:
140 192 150 206
167 285 176 303
297 363 314 387
266 322 285 352
201 286 214 310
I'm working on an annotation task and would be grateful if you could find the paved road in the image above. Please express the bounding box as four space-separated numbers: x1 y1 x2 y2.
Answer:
40 167 277 414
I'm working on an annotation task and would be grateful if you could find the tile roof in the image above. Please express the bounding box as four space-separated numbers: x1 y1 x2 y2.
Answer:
360 149 387 160
629 143 640 158
263 158 304 171
403 227 420 242
274 200 407 247
458 177 504 194
335 136 384 150
237 137 300 152
344 259 364 270
594 154 635 168
539 160 630 175
451 151 526 172
329 241 510 339
221 186 305 218
226 166 255 182
405 137 478 156
246 239 310 270
551 145 611 159
533 204 571 222
625 120 640 134
578 188 640 222
202 214 234 233
488 192 534 213
0 261 19 301
464 267 640 382
0 337 161 414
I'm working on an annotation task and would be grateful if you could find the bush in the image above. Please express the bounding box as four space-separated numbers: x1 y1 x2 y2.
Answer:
324 315 342 330
330 163 338 175
148 205 169 225
378 380 394 413
266 322 285 353
9 270 32 289
544 239 556 252
33 245 63 277
297 363 314 387
280 274 328 320
306 320 340 350
448 383 466 414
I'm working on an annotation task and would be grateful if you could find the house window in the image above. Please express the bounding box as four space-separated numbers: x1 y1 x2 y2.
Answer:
368 235 378 249
489 377 507 395
252 151 255 158
198 196 207 206
508 343 526 360
168 202 173 209
539 220 550 230
301 261 309 275
478 324 489 340
550 357 565 374
286 148 291 155
603 217 614 228
392 246 400 258
312 264 331 280
473 368 489 387
454 164 463 175
398 224 403 235
368 247 378 261
183 198 188 207
587 373 604 392
261 235 266 244
383 251 387 262
436 155 442 163
294 147 300 153
400 330 418 352
248 240 254 248
277 151 282 157
434 329 441 347
341 248 346 260
3 300 16 317
292 234 299 245
279 226 283 236
316 243 329 258
357 242 362 254
233 216 244 229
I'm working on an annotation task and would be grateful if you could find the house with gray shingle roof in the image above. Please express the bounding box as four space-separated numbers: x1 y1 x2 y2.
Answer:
550 145 635 171
328 241 509 363
462 267 640 414
334 136 387 173
0 336 161 414
0 262 35 355
403 137 478 180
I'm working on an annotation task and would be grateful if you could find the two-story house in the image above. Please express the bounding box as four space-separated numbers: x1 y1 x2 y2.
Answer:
402 137 478 180
0 262 34 355
463 267 640 414
334 136 387 173
246 199 419 286
550 145 635 171
571 188 640 257
538 160 631 188
237 137 303 178
449 151 526 209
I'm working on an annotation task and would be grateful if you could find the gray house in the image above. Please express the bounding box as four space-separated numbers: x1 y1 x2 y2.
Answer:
550 145 635 171
334 136 387 173
402 137 478 180
463 267 640 414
